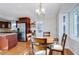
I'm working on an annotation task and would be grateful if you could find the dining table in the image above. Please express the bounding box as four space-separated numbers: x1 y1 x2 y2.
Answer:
28 33 57 46
45 36 55 44
30 35 55 44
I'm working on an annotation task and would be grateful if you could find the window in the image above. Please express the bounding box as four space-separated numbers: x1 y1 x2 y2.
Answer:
11 21 17 31
73 11 79 38
59 13 68 40
74 12 77 37
77 12 79 37
63 16 66 33
63 16 66 23
70 10 79 41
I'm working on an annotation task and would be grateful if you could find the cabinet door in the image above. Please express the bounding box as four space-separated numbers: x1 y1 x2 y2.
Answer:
0 22 3 28
0 37 1 49
26 19 30 33
8 22 11 28
0 36 8 50
5 22 8 28
0 21 11 28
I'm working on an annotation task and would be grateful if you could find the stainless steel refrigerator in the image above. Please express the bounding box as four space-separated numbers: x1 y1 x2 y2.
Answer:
17 23 26 41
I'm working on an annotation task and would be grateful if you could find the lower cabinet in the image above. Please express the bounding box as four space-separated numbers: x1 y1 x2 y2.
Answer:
0 33 17 50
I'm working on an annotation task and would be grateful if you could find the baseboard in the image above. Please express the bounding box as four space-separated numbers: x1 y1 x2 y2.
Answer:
68 48 75 55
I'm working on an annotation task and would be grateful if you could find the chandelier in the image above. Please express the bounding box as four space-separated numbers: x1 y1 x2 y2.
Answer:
36 3 45 16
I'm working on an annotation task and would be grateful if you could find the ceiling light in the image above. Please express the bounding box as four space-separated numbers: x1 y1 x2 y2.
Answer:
36 9 41 15
41 8 45 13
36 3 45 16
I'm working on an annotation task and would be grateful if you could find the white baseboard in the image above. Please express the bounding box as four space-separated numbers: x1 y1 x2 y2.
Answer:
68 48 76 55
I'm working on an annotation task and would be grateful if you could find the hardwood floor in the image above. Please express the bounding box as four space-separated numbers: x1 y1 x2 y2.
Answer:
64 49 74 55
0 42 28 55
0 41 74 55
26 41 74 55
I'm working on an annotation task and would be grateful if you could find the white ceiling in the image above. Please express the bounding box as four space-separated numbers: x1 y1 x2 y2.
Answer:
59 3 79 13
0 3 78 20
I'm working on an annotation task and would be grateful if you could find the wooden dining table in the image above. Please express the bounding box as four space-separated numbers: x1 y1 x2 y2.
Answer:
41 36 55 45
32 36 55 45
46 36 54 44
27 33 55 46
27 32 55 43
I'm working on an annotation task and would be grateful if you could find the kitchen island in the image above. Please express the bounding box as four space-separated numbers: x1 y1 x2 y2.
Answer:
0 33 17 50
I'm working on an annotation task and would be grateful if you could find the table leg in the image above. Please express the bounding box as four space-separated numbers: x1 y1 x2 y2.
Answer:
49 49 52 55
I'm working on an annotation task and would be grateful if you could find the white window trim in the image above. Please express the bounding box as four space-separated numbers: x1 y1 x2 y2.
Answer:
70 11 79 41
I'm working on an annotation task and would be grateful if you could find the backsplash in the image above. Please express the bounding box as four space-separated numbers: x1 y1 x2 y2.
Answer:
0 28 12 32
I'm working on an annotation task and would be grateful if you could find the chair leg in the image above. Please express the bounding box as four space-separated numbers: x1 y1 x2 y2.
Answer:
61 51 64 55
49 50 52 55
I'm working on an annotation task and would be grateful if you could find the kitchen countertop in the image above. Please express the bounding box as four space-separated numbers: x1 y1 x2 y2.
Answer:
0 30 17 33
0 33 17 36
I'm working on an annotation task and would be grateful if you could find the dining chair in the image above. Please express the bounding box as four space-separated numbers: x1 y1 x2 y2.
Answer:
31 38 48 55
49 33 67 55
43 32 50 37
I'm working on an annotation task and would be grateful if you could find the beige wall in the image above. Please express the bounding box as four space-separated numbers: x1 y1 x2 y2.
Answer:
0 28 11 32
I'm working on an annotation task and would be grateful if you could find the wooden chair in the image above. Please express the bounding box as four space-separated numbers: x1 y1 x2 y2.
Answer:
43 32 50 37
49 33 67 55
31 38 48 55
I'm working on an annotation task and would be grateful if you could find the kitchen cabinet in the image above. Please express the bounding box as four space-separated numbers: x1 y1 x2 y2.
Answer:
0 21 11 28
0 33 17 50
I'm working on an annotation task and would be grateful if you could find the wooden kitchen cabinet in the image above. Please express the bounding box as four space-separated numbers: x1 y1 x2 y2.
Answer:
0 33 17 50
0 21 11 28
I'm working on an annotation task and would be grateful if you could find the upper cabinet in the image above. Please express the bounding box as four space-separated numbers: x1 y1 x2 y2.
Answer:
0 21 11 28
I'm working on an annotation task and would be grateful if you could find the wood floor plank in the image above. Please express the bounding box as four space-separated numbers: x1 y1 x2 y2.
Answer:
0 41 74 55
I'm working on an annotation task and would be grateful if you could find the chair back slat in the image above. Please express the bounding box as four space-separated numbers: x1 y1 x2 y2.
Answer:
61 33 65 45
61 33 67 50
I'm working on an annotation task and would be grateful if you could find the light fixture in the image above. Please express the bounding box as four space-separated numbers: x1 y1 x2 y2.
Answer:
36 3 45 16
